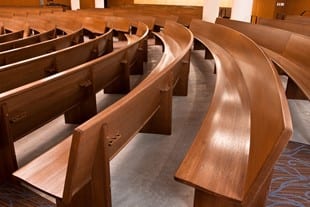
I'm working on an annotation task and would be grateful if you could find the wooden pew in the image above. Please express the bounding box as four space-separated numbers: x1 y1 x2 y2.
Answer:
0 28 84 66
0 15 108 65
12 21 192 207
175 19 292 207
0 29 113 93
216 18 310 100
257 17 310 36
0 30 24 43
0 22 149 183
285 15 310 24
0 29 57 52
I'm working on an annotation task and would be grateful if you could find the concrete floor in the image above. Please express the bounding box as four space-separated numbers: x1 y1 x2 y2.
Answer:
14 43 309 206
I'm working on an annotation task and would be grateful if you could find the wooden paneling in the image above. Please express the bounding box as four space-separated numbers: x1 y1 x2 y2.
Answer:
286 0 310 15
252 0 277 19
80 0 95 9
108 0 133 7
0 0 70 7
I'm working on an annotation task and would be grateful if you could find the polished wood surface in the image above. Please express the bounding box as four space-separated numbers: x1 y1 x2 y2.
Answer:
0 16 149 183
175 19 292 207
0 28 113 93
13 20 192 207
257 17 310 36
216 18 310 100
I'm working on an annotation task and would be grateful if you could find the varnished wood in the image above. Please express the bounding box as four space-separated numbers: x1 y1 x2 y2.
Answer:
175 19 292 207
0 17 149 183
13 21 192 207
0 28 113 93
257 17 310 36
216 17 310 100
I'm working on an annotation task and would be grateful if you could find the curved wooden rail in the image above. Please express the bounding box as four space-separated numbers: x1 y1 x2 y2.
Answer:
216 18 310 100
175 19 292 207
13 21 192 207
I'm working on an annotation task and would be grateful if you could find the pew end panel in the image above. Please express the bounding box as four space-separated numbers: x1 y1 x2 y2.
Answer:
13 127 110 207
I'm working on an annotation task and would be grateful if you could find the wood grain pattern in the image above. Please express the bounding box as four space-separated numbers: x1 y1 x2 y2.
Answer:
175 19 292 206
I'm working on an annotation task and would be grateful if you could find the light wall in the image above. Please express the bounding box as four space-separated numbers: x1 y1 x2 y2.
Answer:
134 0 204 6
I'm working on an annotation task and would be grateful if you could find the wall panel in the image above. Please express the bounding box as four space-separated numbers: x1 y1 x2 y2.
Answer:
286 0 310 15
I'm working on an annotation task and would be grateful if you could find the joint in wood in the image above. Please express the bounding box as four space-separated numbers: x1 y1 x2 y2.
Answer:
79 80 93 88
9 111 27 123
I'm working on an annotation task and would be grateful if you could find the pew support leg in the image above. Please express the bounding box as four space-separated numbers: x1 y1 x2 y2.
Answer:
0 104 18 183
140 75 173 135
65 85 97 124
104 60 131 94
285 77 307 100
173 52 191 96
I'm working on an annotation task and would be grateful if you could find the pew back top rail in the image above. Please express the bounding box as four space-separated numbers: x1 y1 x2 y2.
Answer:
216 17 310 100
175 19 292 205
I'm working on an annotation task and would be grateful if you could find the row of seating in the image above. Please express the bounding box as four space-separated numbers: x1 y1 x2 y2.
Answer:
0 7 303 207
216 18 310 100
0 6 64 17
257 17 310 36
12 20 193 207
0 13 150 183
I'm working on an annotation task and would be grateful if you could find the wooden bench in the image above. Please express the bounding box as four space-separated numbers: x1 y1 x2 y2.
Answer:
0 28 84 66
216 17 310 100
257 17 310 36
285 15 310 24
0 19 57 52
0 28 113 93
175 19 292 207
0 30 24 43
12 21 192 207
0 15 108 65
0 21 149 183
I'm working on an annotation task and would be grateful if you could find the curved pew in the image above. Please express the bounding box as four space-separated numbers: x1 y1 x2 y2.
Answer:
285 15 310 24
0 15 108 66
0 22 149 183
257 17 310 36
13 21 192 207
0 30 24 42
0 29 113 93
175 19 292 207
0 18 58 52
0 28 84 66
216 18 310 100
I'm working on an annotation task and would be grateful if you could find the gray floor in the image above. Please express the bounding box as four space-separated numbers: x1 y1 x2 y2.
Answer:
14 43 309 206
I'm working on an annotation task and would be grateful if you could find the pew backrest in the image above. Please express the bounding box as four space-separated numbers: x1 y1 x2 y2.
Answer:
0 29 113 93
216 17 310 99
0 28 84 66
257 17 310 36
